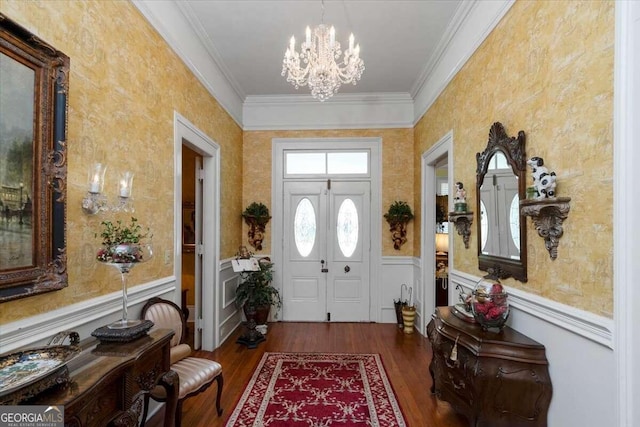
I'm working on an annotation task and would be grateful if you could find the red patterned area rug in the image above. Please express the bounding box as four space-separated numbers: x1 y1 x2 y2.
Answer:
225 352 407 427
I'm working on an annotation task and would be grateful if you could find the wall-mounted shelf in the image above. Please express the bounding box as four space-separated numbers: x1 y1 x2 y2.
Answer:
520 197 571 260
448 211 473 249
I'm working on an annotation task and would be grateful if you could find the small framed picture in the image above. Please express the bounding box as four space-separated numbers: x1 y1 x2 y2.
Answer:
182 202 196 253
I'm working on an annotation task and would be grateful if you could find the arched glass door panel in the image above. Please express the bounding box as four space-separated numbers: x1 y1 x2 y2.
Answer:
337 198 358 257
294 198 316 257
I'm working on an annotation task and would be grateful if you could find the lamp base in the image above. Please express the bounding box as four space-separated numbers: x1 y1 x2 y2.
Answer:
108 319 143 330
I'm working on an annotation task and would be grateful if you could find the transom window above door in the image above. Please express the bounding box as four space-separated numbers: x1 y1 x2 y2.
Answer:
285 151 369 177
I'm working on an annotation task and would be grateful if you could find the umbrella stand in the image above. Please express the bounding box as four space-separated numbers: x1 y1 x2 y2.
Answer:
394 284 409 329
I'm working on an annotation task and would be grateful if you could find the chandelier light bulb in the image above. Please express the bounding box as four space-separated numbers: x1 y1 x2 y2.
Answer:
282 20 365 102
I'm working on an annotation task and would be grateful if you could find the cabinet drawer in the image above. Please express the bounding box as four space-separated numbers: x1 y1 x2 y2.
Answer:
65 378 122 427
130 345 167 394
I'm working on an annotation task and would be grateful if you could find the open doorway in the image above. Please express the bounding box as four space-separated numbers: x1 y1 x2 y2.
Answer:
420 131 452 334
434 159 449 307
182 146 201 348
174 112 220 351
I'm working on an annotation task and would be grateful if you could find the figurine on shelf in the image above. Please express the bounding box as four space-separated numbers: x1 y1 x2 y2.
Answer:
454 182 467 212
527 157 557 199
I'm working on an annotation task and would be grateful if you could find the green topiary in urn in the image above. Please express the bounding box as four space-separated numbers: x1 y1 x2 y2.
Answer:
96 217 152 264
95 217 153 330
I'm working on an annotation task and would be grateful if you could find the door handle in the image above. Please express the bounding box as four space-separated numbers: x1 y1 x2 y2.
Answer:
344 265 350 273
321 260 328 273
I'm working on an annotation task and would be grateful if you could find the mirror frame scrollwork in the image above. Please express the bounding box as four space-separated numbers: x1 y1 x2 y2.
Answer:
476 122 528 282
0 14 69 302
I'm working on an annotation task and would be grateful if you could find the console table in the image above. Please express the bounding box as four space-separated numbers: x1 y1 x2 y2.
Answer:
427 307 552 427
31 328 178 427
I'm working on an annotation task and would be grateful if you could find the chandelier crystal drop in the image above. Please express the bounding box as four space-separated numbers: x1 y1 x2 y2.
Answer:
282 23 364 102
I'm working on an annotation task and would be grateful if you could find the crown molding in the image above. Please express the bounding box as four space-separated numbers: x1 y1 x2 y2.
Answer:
133 0 514 130
412 0 515 124
176 1 247 100
409 1 475 97
132 0 244 126
243 93 414 130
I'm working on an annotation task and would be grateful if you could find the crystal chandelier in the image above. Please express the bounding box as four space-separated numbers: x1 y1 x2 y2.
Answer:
282 2 364 102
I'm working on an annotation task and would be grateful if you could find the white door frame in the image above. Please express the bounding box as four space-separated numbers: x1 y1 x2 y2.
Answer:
174 111 220 351
272 138 382 321
420 131 453 335
615 1 640 425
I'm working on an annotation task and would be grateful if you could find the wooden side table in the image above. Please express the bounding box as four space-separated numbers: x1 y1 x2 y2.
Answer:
427 307 552 427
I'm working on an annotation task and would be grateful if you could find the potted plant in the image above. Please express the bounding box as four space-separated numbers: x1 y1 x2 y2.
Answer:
242 202 271 250
235 258 281 325
95 217 153 329
384 201 414 250
96 217 152 264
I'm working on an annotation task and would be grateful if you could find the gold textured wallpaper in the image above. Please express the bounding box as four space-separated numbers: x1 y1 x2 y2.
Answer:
414 0 614 316
243 129 414 256
0 1 243 323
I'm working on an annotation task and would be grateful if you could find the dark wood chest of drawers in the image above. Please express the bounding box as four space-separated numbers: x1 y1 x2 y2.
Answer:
427 307 552 427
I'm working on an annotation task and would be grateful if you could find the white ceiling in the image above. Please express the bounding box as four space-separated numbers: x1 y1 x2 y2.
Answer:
134 0 513 128
176 0 465 99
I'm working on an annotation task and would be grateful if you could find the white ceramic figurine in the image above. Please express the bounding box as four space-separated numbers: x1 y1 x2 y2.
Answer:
526 157 556 199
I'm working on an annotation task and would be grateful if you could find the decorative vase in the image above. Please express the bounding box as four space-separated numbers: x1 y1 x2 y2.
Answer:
402 306 416 334
454 202 467 213
245 304 270 325
471 279 509 331
97 242 153 329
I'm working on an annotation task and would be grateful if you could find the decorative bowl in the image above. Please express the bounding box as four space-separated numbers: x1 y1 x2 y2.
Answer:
471 279 509 331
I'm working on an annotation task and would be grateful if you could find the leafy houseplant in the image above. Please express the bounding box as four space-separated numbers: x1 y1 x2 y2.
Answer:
242 202 270 221
96 217 151 264
384 200 414 223
384 201 414 250
235 258 281 324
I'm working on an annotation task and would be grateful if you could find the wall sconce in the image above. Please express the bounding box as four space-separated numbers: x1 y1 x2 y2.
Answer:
81 163 135 215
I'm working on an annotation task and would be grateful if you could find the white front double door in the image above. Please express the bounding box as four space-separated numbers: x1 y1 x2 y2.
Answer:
282 180 370 322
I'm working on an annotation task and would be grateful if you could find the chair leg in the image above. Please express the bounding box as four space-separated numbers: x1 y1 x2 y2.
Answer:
215 374 224 416
175 400 183 427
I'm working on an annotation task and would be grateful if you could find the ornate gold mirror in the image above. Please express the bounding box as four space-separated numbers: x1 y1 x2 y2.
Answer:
0 14 69 301
476 122 527 282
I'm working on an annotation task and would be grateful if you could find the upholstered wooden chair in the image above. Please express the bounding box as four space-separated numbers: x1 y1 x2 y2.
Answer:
141 297 223 426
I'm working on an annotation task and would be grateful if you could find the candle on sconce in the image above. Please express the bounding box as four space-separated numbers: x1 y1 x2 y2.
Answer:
88 163 105 194
90 174 100 193
119 172 134 198
119 181 129 198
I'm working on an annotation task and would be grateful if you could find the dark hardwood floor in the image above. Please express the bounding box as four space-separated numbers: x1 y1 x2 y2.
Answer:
153 322 467 427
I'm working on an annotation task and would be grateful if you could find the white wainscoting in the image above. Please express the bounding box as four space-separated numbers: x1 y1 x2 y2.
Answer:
218 257 242 345
0 277 177 353
449 269 616 427
379 257 415 324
